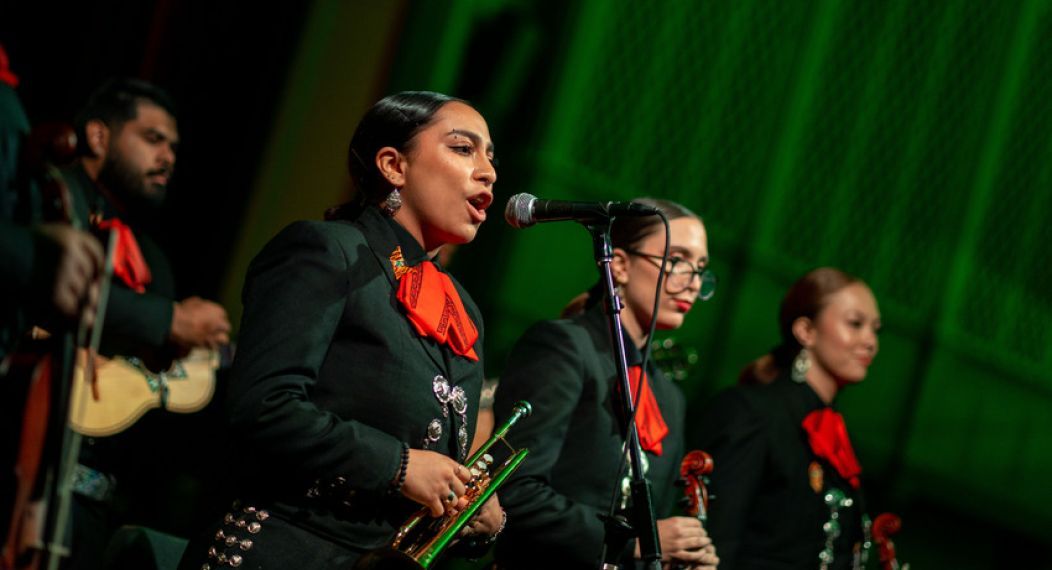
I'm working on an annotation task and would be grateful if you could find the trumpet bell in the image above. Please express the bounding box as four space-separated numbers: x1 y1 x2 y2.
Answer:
354 401 532 569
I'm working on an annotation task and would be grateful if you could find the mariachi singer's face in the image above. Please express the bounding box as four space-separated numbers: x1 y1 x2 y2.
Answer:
618 216 709 335
801 283 881 385
391 101 496 252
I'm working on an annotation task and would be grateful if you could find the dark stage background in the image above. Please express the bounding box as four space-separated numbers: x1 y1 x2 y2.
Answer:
4 0 1052 567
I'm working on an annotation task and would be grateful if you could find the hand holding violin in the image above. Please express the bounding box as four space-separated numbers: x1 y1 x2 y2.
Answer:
34 223 104 327
634 516 718 568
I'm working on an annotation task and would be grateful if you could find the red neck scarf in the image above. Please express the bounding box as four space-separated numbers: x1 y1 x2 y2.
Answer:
0 45 19 88
94 218 152 293
395 256 479 362
627 365 669 456
801 408 862 489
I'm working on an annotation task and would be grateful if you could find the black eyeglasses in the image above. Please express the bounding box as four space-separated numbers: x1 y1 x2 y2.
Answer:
625 249 717 300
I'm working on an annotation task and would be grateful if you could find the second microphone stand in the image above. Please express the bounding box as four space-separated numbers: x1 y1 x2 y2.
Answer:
586 221 662 570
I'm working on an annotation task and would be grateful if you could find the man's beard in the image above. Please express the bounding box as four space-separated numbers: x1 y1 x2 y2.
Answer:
97 153 167 225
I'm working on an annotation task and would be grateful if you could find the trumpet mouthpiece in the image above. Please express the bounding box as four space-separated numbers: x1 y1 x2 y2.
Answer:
514 401 532 418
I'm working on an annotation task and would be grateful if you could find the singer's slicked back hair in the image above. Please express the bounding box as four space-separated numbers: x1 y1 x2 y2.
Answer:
776 267 864 357
326 91 467 220
609 198 700 251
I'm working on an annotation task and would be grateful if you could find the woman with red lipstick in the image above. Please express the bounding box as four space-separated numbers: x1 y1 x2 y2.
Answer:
177 92 502 569
696 267 881 570
493 198 720 569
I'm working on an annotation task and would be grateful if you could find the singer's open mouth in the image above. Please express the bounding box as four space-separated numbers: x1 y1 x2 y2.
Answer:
467 197 488 223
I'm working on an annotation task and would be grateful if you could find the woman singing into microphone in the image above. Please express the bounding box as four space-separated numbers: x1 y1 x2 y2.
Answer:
493 199 719 569
178 91 503 569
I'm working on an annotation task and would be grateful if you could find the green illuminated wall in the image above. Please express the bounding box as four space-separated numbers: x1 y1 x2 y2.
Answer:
221 0 407 325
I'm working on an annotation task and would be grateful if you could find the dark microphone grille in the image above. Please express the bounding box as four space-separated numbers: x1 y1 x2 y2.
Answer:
504 193 537 229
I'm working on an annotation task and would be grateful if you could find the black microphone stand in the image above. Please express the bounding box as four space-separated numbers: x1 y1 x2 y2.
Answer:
586 221 662 570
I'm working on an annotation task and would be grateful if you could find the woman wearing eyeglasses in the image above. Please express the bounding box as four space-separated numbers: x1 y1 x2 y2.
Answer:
492 198 719 569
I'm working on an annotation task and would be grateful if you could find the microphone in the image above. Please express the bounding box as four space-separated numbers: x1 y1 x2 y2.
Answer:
504 193 660 228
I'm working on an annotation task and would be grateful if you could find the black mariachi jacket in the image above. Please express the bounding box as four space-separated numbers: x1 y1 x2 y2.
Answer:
223 207 484 552
0 156 175 361
493 303 686 568
61 163 176 356
696 375 865 570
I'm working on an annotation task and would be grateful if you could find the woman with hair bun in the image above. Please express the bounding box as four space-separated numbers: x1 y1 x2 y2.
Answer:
493 198 720 569
697 267 882 570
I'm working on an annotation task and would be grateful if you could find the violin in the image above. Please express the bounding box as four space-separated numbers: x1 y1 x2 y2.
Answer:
2 124 114 570
871 512 908 570
669 450 713 570
679 450 713 523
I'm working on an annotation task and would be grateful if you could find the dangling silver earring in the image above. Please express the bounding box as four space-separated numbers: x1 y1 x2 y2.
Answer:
791 349 810 383
381 187 402 217
613 281 627 309
615 286 626 310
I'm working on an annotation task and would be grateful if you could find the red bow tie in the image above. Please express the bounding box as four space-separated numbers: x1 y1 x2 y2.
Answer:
802 408 862 489
626 365 669 455
94 218 152 293
395 258 479 362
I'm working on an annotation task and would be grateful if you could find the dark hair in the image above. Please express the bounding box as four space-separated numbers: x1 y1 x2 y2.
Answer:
609 197 699 250
74 78 176 155
739 267 865 384
562 198 702 316
325 91 466 221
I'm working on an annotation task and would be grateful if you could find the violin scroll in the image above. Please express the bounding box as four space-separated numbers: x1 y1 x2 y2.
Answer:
678 450 714 522
872 512 905 570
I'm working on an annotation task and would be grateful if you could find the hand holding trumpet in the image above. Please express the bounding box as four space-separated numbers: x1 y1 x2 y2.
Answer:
402 449 473 517
357 403 530 568
459 495 503 537
400 449 505 535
